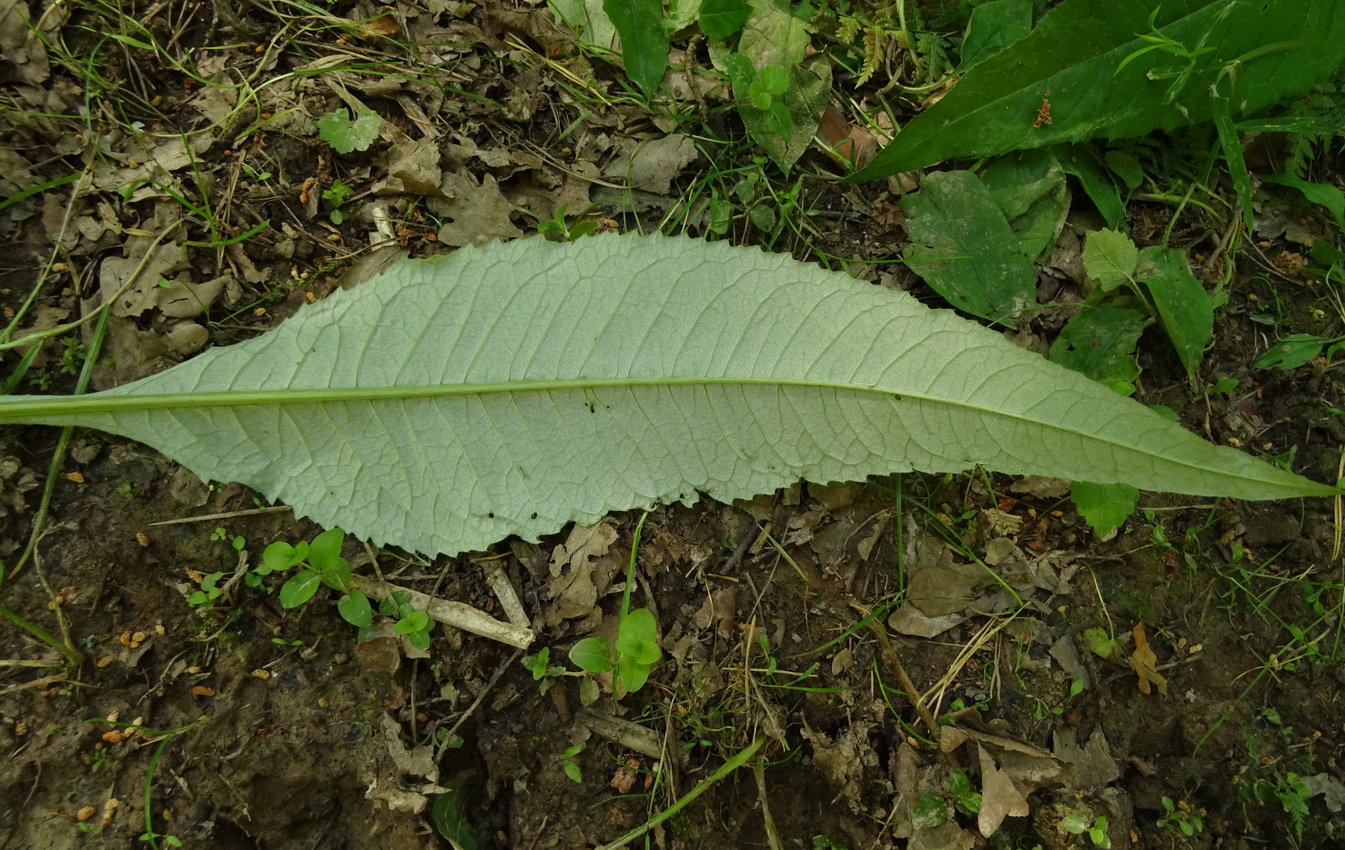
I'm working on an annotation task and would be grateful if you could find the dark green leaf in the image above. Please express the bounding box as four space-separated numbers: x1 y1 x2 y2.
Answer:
279 570 322 609
1213 98 1254 232
699 0 752 39
338 591 373 628
308 527 346 570
603 0 670 95
850 0 1345 181
1103 150 1145 190
1255 333 1326 370
1070 480 1140 536
1050 304 1150 395
1057 145 1125 229
981 150 1068 262
960 0 1032 69
569 637 614 673
1137 246 1213 379
899 170 1037 322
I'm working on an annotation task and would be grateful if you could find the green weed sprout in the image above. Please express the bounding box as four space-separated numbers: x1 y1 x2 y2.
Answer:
562 744 584 783
379 590 433 650
1156 796 1204 837
1062 813 1111 847
322 179 354 225
567 512 663 697
261 528 372 630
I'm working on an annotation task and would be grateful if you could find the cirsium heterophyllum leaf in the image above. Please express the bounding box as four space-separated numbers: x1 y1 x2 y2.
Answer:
0 235 1333 556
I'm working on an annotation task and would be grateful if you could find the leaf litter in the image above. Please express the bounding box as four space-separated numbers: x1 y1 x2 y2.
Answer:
0 1 1343 848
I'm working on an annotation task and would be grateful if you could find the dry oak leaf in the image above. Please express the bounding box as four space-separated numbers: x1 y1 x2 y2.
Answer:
1128 623 1168 696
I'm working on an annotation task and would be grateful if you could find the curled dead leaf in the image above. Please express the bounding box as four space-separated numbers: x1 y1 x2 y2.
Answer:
1128 623 1168 696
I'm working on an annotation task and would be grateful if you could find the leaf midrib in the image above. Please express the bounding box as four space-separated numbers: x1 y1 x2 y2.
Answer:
0 375 1287 487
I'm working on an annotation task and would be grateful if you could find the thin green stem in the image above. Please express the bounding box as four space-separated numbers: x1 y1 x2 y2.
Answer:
592 736 764 850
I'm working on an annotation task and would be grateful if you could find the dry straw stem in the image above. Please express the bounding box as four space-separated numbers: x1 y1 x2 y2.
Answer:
349 574 534 648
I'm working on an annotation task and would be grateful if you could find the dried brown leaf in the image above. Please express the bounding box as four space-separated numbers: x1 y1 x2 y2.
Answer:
1128 623 1168 696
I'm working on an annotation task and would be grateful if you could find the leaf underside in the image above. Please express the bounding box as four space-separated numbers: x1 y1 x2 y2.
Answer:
0 235 1330 557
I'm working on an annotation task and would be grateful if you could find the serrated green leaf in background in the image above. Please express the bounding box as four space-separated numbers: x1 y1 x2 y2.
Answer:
1083 228 1140 293
0 235 1332 558
316 109 381 155
1070 480 1141 537
850 0 1345 181
1137 245 1213 380
981 150 1068 263
900 170 1037 322
603 0 670 96
1050 304 1150 396
960 0 1032 69
733 0 828 171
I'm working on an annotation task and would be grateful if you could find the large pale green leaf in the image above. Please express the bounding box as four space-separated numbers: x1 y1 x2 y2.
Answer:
851 0 1345 181
0 235 1331 557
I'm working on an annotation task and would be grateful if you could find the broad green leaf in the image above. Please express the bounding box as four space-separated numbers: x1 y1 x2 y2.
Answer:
549 0 617 50
1070 480 1140 537
616 655 652 692
309 527 345 570
850 0 1345 181
316 109 381 155
338 591 373 629
1050 304 1150 396
279 570 322 609
900 170 1037 322
1136 246 1213 380
1255 334 1327 371
960 0 1032 69
981 150 1068 263
1103 150 1145 190
603 0 670 96
570 637 614 674
734 0 828 171
1083 228 1139 293
615 608 662 664
698 0 751 38
0 235 1332 558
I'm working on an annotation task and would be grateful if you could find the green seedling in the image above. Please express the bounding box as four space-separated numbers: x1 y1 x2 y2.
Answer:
322 179 354 225
947 768 981 816
317 108 381 154
1062 813 1111 847
521 647 566 695
567 512 662 698
186 571 227 609
526 204 601 242
85 714 209 850
261 528 372 631
1156 796 1204 837
1252 773 1309 839
724 56 793 141
562 744 583 783
1115 7 1216 104
379 590 433 650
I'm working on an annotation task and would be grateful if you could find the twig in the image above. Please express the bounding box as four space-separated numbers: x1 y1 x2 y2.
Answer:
148 505 293 527
350 575 534 649
592 737 764 850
